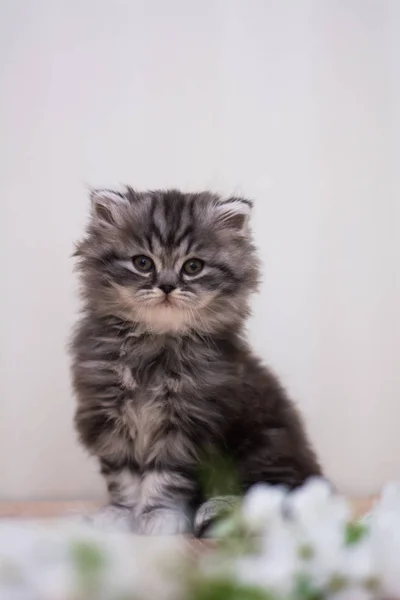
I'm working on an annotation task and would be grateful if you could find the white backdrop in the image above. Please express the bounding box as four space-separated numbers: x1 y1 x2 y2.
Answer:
1 0 399 500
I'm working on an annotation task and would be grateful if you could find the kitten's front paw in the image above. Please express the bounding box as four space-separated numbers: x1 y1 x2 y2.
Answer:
83 504 135 532
136 508 192 535
194 496 239 537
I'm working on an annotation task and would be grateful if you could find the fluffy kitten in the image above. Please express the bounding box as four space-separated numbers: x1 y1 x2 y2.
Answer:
71 188 321 535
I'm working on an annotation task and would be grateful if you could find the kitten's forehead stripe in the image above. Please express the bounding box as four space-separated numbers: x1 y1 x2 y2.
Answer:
174 225 194 249
160 192 186 248
146 191 197 252
184 236 195 256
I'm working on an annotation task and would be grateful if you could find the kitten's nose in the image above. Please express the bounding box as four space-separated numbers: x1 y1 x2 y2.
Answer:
159 284 176 295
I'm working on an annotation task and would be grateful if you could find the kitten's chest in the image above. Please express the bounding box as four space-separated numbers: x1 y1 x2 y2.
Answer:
121 374 188 465
117 338 196 464
118 335 192 398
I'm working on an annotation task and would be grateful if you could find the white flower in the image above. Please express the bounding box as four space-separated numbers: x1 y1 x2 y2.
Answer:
329 587 375 600
241 483 286 530
289 478 350 530
0 520 184 600
236 552 298 596
376 482 400 513
238 485 302 594
5 480 400 600
342 539 375 583
368 508 400 597
283 479 350 588
236 518 300 595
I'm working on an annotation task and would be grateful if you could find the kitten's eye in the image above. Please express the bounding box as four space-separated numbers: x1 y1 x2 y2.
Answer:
132 255 154 273
182 258 204 276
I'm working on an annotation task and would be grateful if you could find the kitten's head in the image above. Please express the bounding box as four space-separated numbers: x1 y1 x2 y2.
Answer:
75 188 260 334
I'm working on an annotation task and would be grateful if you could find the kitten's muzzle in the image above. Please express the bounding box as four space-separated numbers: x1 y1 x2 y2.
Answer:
159 284 176 295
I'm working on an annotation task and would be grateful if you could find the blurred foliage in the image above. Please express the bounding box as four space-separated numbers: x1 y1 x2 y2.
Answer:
189 578 275 600
293 574 325 600
344 521 368 546
70 539 105 593
197 451 242 499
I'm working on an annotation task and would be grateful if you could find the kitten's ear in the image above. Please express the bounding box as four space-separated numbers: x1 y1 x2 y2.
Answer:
90 189 129 227
213 197 253 232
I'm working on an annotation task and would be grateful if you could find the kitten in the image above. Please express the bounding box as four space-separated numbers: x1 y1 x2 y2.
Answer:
71 188 321 535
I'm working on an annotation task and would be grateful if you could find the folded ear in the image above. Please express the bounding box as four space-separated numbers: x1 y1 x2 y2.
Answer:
90 188 129 227
212 197 253 232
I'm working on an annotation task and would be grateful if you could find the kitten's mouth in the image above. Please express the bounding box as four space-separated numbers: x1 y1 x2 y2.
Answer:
153 297 179 311
157 293 182 308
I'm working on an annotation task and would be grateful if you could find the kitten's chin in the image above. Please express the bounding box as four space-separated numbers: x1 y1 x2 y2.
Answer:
140 305 191 334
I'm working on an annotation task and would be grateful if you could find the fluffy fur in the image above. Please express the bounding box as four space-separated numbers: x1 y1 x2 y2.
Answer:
71 188 321 535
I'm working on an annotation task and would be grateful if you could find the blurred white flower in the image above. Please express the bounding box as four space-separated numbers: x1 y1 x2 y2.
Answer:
376 482 400 513
368 500 400 598
236 552 298 596
289 478 350 530
342 539 375 583
217 478 384 599
0 520 184 600
239 516 301 595
285 479 350 588
3 480 400 600
329 587 375 600
241 483 286 530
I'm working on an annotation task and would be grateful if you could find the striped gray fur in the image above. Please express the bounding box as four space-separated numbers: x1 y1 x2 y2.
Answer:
71 188 321 535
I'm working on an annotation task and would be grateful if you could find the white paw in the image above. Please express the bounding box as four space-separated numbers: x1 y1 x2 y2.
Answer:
83 505 135 532
136 508 191 535
194 496 239 537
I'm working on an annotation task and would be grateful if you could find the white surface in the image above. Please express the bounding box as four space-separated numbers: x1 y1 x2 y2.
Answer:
1 0 399 500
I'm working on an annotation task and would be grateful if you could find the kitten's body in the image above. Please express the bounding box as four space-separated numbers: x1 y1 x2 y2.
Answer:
72 189 321 535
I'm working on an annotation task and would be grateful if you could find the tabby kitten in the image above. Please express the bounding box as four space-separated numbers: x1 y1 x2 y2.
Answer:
71 188 321 535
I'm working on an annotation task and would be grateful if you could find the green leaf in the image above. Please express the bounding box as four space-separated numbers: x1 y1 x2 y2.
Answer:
190 578 275 600
345 522 368 546
294 574 324 600
70 539 106 592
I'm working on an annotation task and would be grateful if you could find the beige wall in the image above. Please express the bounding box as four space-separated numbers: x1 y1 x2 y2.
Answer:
1 0 399 500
